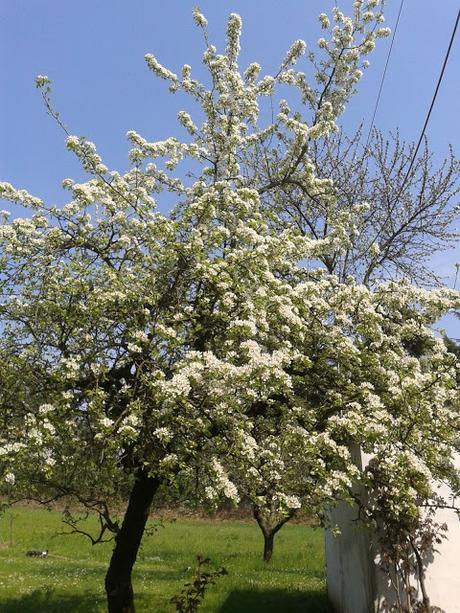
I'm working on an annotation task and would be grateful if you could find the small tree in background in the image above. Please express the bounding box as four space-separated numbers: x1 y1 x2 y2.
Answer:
261 127 460 285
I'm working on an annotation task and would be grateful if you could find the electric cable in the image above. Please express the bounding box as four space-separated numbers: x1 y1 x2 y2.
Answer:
364 0 405 150
396 8 460 198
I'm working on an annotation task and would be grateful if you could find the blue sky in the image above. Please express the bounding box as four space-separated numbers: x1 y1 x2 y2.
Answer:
1 0 459 334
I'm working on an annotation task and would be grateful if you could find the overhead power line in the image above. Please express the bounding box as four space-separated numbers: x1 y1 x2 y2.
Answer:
396 8 460 197
364 0 405 150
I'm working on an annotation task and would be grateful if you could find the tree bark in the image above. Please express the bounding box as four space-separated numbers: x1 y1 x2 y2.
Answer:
105 468 160 613
253 505 297 563
263 531 275 562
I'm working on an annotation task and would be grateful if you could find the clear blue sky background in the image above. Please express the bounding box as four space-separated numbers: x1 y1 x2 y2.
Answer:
1 0 459 334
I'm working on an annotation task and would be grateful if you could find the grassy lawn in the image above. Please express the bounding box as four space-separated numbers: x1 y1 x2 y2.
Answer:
0 507 330 612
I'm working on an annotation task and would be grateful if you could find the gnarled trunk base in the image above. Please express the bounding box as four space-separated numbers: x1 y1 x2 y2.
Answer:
105 469 160 613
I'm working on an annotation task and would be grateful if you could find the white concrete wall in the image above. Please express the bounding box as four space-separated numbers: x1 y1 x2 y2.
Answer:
326 499 377 613
418 493 460 612
325 453 460 612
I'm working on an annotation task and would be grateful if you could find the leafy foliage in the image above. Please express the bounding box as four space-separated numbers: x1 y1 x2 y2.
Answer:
171 555 228 613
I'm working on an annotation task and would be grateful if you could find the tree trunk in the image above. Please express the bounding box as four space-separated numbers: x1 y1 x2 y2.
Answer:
263 531 275 562
105 468 160 613
253 505 296 563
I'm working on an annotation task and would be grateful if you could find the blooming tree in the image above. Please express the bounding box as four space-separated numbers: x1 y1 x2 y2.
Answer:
228 126 460 563
261 127 460 286
0 3 459 613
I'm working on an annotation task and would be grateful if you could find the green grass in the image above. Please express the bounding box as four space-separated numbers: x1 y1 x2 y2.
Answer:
0 507 330 612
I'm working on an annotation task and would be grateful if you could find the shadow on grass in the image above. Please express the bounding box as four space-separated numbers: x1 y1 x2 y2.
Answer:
1 586 105 613
218 589 332 613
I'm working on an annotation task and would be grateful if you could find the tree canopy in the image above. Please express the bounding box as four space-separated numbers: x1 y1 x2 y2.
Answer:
0 3 459 611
